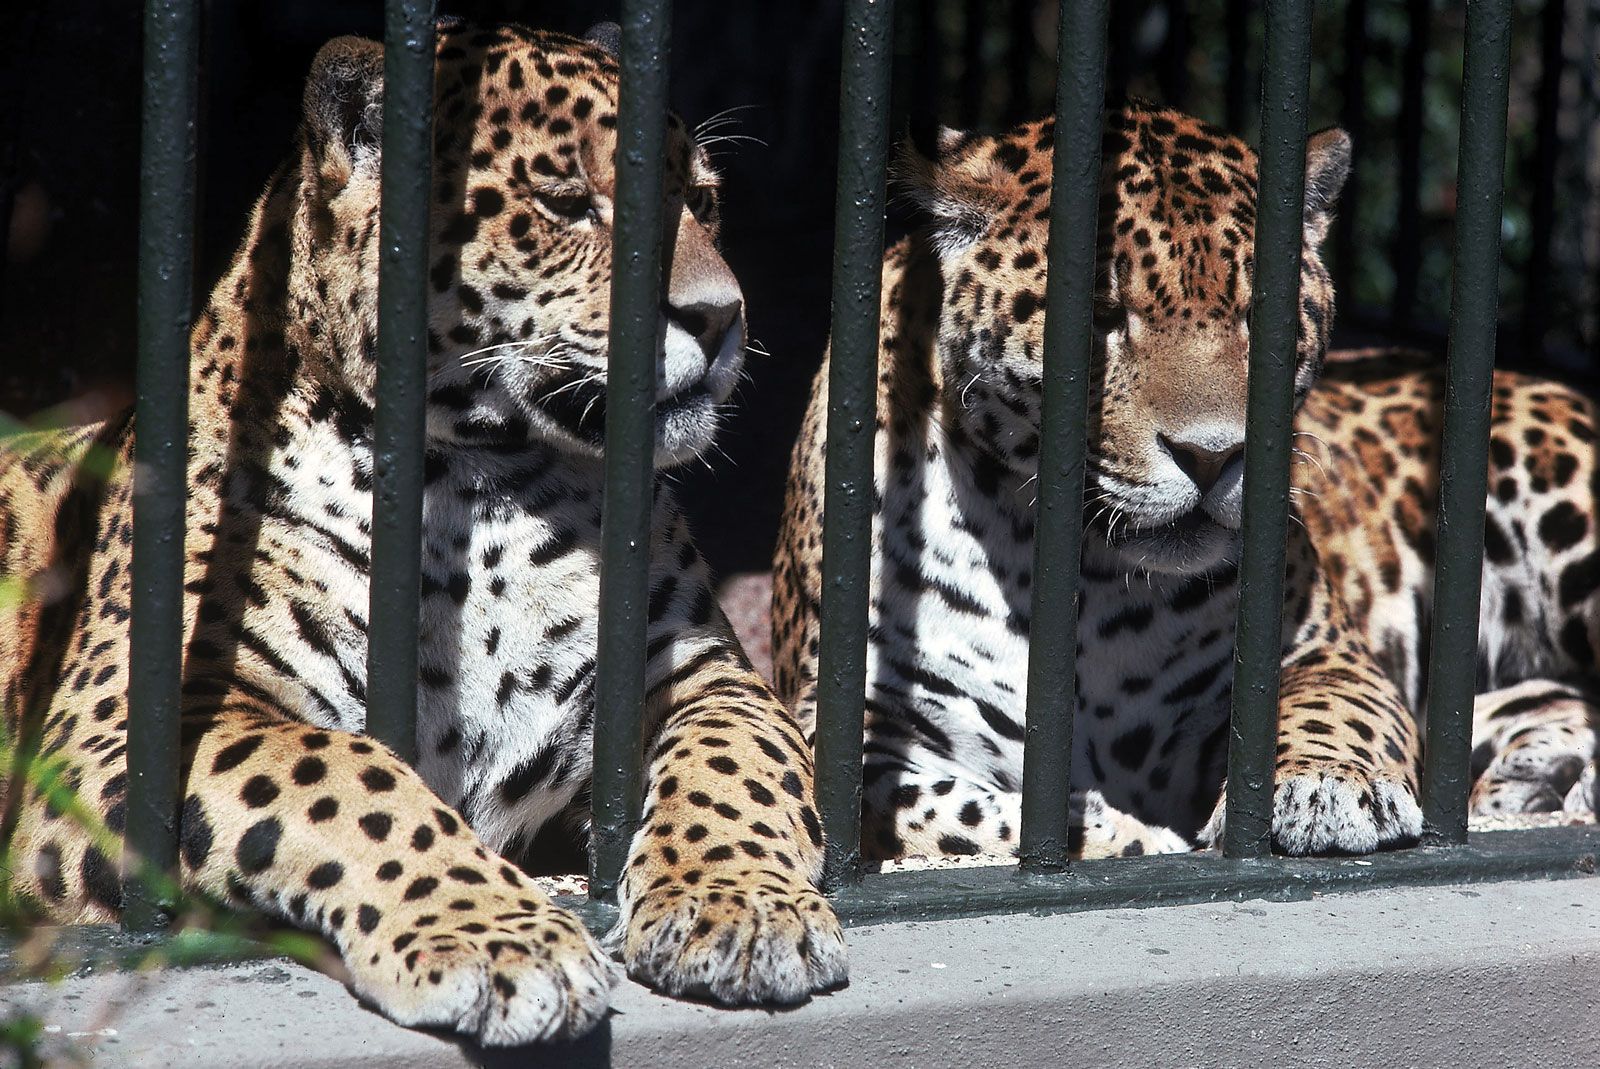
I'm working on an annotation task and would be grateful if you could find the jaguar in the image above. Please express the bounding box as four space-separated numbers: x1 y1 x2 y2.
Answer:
1 22 844 1046
772 101 1597 862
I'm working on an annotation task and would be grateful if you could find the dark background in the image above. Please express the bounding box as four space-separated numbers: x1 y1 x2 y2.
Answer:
5 0 1599 579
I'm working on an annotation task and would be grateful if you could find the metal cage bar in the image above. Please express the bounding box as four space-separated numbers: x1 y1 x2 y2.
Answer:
1221 0 1313 860
1421 0 1515 845
590 0 674 903
367 0 438 764
125 0 201 933
814 0 897 893
1017 0 1109 876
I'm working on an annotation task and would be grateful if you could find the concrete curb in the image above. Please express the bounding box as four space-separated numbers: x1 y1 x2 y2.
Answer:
5 875 1598 1068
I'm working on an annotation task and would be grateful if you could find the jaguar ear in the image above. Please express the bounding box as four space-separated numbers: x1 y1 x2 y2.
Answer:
303 36 387 188
896 121 998 260
584 22 622 57
1303 127 1352 245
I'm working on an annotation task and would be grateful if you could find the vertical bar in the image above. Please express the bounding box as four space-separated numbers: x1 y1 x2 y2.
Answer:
1391 0 1429 326
1018 0 1108 875
1520 0 1565 356
1422 0 1514 845
1221 0 1313 859
1333 0 1369 295
367 0 438 764
590 0 672 902
126 0 200 933
814 0 896 892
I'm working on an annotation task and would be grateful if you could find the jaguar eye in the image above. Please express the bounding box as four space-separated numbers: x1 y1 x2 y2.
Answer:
1093 300 1129 334
535 190 594 222
686 185 716 222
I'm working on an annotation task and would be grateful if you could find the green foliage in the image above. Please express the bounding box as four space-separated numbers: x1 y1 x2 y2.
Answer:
0 1012 45 1069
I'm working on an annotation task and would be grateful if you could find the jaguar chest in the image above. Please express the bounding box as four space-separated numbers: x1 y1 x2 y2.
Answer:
865 426 1241 836
213 419 607 854
1074 559 1239 835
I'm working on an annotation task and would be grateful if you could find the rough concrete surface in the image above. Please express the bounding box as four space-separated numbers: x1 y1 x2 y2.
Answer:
5 876 1598 1068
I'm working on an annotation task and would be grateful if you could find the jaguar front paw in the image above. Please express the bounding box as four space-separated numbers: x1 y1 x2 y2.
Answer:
618 875 847 1005
1269 771 1422 854
1201 771 1422 855
345 891 616 1046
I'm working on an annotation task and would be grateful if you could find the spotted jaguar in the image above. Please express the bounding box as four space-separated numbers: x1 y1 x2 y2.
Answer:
1 22 844 1046
773 101 1597 862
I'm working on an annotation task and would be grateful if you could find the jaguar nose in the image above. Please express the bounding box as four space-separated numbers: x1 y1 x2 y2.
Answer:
1160 433 1245 495
665 299 742 357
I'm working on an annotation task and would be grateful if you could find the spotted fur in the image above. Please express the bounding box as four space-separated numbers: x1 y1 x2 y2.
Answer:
776 102 1595 862
1299 351 1600 820
1 23 842 1046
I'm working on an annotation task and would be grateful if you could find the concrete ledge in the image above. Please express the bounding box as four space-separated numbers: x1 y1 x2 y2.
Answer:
5 875 1598 1068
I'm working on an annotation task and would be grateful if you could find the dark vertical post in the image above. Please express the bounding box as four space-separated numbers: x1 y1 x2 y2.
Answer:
1391 0 1429 326
1017 0 1107 875
367 0 438 765
1422 0 1514 846
1333 0 1369 296
591 0 672 902
1520 0 1565 357
126 0 201 933
814 0 896 892
1221 0 1313 859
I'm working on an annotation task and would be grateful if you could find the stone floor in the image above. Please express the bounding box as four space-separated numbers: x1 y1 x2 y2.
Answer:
8 874 1599 1068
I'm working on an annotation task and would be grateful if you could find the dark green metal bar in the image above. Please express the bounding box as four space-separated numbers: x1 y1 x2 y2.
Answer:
815 0 897 892
557 824 1600 936
591 0 672 903
1422 0 1514 846
125 0 200 934
367 0 438 765
1018 0 1108 876
1222 0 1313 860
828 825 1600 928
60 823 1600 962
